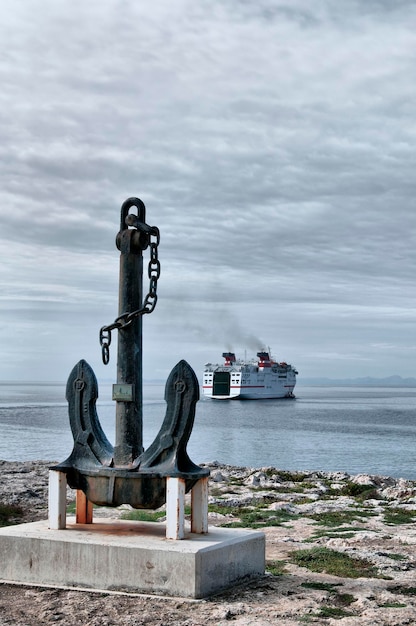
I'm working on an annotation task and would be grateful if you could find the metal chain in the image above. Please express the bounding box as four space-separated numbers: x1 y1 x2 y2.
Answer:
99 226 160 364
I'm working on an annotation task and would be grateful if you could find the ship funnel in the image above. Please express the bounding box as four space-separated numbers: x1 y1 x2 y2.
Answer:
257 352 272 368
222 352 236 365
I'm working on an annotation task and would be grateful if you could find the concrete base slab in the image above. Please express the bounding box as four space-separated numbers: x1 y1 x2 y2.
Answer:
0 518 265 598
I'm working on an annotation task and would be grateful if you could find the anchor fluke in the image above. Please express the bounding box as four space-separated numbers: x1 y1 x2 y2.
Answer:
138 359 203 475
54 360 113 472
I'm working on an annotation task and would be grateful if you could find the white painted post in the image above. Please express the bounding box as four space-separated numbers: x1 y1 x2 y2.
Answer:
166 476 185 540
48 470 67 530
191 476 209 534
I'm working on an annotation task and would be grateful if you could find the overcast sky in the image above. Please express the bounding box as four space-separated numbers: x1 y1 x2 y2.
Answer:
1 0 416 384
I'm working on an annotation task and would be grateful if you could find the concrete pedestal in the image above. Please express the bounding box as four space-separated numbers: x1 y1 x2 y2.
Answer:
0 518 265 598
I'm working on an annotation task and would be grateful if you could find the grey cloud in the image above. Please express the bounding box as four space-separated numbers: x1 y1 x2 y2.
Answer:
0 0 415 380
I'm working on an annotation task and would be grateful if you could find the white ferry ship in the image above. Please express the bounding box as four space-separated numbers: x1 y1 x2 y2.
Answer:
202 351 298 400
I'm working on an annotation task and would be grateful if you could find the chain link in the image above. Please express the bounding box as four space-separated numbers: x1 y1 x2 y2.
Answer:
99 226 160 364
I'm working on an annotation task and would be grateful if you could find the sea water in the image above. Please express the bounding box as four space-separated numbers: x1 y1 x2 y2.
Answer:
0 382 415 479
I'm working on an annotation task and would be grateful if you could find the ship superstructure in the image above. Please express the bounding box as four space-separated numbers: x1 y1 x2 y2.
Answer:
203 351 297 400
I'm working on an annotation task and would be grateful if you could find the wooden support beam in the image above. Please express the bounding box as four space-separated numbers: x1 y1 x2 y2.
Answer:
76 489 93 524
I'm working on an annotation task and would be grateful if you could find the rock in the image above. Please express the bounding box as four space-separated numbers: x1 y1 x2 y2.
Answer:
326 471 350 480
381 480 416 500
268 502 296 514
295 495 357 515
211 470 227 483
329 483 344 490
351 474 376 486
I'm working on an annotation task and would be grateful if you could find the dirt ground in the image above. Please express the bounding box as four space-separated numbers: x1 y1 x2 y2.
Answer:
1 539 416 626
1 460 416 625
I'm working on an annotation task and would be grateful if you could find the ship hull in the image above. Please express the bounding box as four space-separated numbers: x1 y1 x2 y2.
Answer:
203 352 297 400
208 391 296 400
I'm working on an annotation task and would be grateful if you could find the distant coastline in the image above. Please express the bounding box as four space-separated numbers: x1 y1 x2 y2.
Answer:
299 375 416 387
1 375 416 388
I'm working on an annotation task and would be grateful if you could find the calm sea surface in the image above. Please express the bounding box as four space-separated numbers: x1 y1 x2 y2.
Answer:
0 382 415 479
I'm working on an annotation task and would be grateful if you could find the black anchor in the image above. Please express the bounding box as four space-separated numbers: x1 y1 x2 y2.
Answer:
52 198 209 509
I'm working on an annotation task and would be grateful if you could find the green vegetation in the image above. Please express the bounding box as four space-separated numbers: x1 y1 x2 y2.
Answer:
265 559 287 576
301 581 343 592
276 471 309 482
383 507 416 525
249 483 314 494
208 502 299 528
223 507 297 528
121 509 167 522
379 552 407 561
333 592 356 606
292 547 380 579
66 501 76 515
315 606 354 619
378 602 407 608
207 503 237 516
0 502 23 526
340 483 379 501
228 476 244 485
306 509 375 527
300 582 357 620
390 585 416 596
306 525 369 541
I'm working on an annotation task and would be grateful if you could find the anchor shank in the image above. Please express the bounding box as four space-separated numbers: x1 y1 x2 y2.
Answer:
114 228 144 465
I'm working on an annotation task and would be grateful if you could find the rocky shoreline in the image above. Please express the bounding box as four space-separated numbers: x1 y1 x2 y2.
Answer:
1 460 416 625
